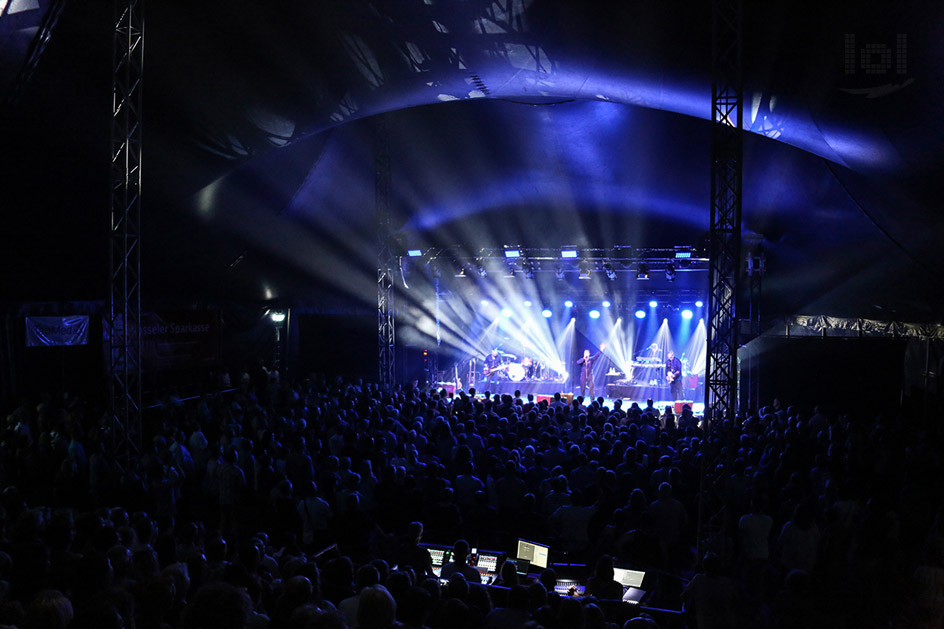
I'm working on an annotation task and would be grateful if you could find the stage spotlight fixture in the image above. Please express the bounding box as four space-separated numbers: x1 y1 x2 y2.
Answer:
504 249 520 258
564 300 574 308
635 310 646 319
505 263 516 278
561 249 578 258
602 300 611 308
407 249 423 257
695 300 704 308
649 300 658 308
578 260 591 280
523 300 532 307
555 265 566 280
501 308 513 318
454 262 467 278
604 262 617 280
542 309 553 318
665 264 676 282
589 309 601 319
636 264 650 280
523 260 536 279
481 299 489 306
682 309 693 319
269 311 286 323
476 262 487 277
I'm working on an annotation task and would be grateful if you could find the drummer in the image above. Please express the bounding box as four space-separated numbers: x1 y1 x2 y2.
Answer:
521 356 534 379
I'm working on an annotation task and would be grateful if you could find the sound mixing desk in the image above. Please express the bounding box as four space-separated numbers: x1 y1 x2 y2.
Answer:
554 579 586 597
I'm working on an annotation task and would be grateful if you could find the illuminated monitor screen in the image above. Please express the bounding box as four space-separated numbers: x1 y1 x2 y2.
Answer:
427 548 451 567
613 568 645 588
516 538 549 570
476 552 500 574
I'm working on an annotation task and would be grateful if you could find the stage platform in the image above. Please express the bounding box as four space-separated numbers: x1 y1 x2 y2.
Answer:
451 379 704 415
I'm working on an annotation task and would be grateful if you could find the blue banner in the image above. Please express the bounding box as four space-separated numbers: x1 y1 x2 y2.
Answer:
25 316 90 347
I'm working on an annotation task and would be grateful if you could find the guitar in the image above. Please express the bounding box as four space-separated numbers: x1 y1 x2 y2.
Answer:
483 364 510 376
666 370 680 384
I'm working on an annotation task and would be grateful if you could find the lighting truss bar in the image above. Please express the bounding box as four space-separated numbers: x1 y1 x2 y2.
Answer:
108 0 145 457
375 116 396 387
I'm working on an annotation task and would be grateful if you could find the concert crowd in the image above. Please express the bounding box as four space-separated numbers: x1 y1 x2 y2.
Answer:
0 366 941 629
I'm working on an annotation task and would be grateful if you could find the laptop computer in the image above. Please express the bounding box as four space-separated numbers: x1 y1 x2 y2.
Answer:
613 567 646 605
516 538 550 570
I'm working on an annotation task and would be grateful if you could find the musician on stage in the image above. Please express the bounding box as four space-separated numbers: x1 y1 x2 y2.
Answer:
666 350 683 401
576 342 606 399
484 349 502 388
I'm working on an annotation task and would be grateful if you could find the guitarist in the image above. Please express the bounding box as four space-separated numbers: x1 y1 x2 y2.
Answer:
484 349 502 388
665 350 683 401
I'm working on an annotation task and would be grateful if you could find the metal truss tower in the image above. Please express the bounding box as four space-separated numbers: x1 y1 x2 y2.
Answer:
108 0 144 454
705 0 743 425
376 117 396 388
697 0 743 564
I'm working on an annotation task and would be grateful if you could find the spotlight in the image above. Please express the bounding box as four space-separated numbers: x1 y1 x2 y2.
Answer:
523 300 532 307
269 311 286 323
695 300 704 308
635 310 646 319
682 309 693 319
564 300 574 308
555 266 566 280
578 260 591 280
501 308 513 318
649 300 658 308
602 300 611 308
455 262 467 278
505 263 516 278
635 264 650 280
603 262 617 280
665 264 676 282
504 249 520 258
481 299 489 306
523 260 536 279
589 309 601 319
407 249 423 257
561 249 578 258
542 309 553 318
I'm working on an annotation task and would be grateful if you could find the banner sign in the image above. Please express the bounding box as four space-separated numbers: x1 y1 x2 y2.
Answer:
25 316 90 347
141 311 220 370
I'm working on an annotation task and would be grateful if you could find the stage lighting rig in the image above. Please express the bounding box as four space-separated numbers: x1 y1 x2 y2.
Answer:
603 261 617 280
523 260 536 279
578 260 592 280
665 264 676 282
636 264 650 280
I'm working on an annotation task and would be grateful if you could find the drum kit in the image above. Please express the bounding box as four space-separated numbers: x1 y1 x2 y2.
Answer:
481 352 562 383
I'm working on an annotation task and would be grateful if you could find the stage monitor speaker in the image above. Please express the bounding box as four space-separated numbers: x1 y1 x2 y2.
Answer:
675 401 694 414
535 393 573 405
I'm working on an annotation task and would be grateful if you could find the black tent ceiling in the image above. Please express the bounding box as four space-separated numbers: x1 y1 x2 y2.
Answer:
2 0 943 322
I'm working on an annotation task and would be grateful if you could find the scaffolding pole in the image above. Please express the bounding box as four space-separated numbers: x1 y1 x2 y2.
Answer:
376 117 396 388
698 0 743 563
108 0 144 455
